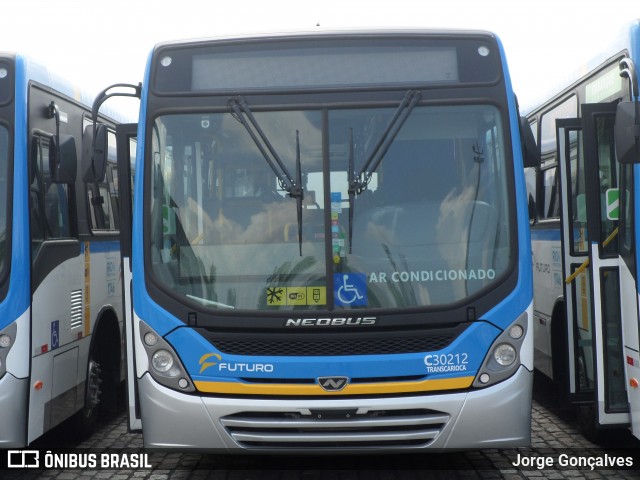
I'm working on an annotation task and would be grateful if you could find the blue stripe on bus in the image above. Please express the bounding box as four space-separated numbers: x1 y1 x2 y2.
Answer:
167 320 500 382
0 56 32 330
480 37 533 331
530 229 561 241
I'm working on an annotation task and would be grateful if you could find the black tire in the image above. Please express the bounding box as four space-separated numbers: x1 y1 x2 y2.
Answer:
72 314 121 439
72 354 102 440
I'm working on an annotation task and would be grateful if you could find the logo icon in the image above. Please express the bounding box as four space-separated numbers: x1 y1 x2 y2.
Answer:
199 353 222 374
334 273 367 306
318 376 349 392
266 287 284 305
7 450 40 468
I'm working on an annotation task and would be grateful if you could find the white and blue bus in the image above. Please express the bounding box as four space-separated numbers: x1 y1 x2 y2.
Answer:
97 30 538 451
526 20 640 440
0 54 127 447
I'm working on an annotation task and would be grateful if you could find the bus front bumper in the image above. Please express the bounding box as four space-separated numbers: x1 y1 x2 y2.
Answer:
138 366 533 452
0 374 28 447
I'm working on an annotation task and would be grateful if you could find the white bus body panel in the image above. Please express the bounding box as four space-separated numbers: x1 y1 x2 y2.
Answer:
5 309 30 378
27 245 121 444
531 230 563 378
620 260 640 438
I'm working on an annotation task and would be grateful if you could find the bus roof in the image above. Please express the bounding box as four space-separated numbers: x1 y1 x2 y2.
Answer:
523 18 640 115
151 28 501 51
0 52 133 123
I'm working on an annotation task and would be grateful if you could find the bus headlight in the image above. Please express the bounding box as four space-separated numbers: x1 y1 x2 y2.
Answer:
151 349 175 374
0 323 17 379
473 312 528 388
493 344 517 366
0 334 11 348
139 321 195 392
508 324 524 339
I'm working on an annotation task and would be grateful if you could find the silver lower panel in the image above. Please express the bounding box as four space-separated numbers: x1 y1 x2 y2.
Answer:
0 374 28 447
138 366 532 452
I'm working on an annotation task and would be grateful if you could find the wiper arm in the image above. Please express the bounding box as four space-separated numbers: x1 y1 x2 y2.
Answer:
347 128 357 254
228 96 304 255
347 90 421 252
356 89 421 189
294 130 303 256
186 294 235 309
228 96 297 192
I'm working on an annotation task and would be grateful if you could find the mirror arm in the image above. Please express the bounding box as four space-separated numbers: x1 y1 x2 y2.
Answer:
620 58 640 129
620 57 639 100
90 83 141 178
619 59 640 159
46 101 61 165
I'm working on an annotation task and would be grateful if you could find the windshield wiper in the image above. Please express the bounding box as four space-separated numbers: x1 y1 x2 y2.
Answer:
228 96 304 255
186 294 235 309
347 90 421 253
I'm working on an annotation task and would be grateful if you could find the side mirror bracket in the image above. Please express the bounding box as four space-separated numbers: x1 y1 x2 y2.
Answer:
519 116 540 168
615 58 640 164
85 83 141 182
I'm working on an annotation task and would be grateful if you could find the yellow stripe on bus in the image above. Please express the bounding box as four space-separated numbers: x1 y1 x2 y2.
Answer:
194 376 474 396
83 240 91 337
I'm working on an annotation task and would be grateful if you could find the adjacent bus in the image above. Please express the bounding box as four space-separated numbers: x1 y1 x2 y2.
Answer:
526 20 640 440
0 54 126 446
100 30 539 451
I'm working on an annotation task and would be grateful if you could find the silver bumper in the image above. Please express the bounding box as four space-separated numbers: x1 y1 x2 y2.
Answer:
139 366 532 452
0 374 28 447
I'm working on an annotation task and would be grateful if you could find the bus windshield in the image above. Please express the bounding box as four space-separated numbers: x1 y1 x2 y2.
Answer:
0 125 8 282
149 103 512 311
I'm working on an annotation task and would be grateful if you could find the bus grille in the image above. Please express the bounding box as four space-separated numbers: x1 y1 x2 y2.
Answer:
70 290 83 330
200 324 468 356
220 408 449 449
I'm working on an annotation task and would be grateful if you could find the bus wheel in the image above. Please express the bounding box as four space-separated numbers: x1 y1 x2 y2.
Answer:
72 354 103 439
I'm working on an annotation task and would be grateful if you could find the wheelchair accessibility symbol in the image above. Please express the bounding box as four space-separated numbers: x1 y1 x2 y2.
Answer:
334 273 367 306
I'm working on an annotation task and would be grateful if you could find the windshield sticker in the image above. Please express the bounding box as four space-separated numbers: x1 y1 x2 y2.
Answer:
331 192 342 213
266 286 327 306
332 238 346 263
368 269 496 283
334 273 367 306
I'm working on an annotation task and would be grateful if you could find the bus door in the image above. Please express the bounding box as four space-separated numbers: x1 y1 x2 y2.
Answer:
558 103 630 433
556 118 592 405
115 123 141 432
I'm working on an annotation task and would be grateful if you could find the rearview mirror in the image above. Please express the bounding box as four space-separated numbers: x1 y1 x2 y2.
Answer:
49 134 77 183
519 116 540 168
82 123 108 182
614 101 640 164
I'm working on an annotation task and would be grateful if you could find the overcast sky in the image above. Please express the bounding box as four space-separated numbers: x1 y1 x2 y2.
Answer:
2 0 639 114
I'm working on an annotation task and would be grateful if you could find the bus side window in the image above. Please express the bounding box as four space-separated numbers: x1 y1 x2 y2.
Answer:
541 167 560 219
525 120 538 223
537 96 577 221
30 138 46 252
